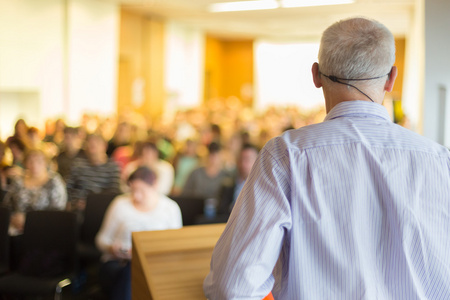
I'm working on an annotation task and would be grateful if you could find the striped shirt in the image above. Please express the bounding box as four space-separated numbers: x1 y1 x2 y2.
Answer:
66 157 121 204
204 101 450 300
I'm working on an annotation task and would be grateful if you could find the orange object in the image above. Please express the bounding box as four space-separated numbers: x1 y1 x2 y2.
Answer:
263 292 274 300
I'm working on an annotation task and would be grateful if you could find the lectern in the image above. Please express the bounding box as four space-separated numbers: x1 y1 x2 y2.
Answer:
131 223 226 300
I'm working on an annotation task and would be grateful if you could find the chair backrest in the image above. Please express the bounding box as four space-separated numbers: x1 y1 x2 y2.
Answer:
171 196 205 226
18 210 78 277
81 192 117 244
131 223 226 300
0 206 10 273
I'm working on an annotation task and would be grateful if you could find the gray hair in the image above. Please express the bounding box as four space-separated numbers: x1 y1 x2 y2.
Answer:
318 17 395 80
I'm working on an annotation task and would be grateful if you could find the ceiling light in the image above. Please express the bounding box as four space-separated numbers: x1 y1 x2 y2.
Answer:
208 0 354 13
280 0 354 8
209 0 279 13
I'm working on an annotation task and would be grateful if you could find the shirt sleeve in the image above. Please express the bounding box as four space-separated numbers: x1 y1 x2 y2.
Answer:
203 139 293 299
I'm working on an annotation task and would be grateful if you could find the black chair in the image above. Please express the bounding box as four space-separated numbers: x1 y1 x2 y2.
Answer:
0 210 78 300
0 206 10 275
171 196 206 226
78 192 118 264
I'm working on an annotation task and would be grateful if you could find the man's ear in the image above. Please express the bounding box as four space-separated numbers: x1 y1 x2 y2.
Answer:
384 66 398 92
312 62 322 88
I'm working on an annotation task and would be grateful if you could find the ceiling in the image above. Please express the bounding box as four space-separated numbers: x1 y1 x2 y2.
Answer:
119 0 416 40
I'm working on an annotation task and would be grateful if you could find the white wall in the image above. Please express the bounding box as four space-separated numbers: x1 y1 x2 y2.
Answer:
0 0 64 134
67 0 119 123
164 21 204 113
254 41 324 111
424 0 450 147
0 0 119 136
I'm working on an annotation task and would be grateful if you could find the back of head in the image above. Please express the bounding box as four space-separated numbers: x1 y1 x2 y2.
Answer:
208 142 222 155
128 166 157 186
318 17 395 79
64 126 79 136
6 136 27 153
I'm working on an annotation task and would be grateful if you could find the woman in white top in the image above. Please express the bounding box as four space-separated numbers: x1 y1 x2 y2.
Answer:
96 166 182 300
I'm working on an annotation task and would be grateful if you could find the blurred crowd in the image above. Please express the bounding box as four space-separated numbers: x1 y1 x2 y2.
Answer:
0 100 327 225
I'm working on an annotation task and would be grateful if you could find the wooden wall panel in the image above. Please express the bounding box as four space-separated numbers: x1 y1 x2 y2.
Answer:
204 37 254 106
143 18 165 119
223 40 254 106
117 9 165 119
204 36 224 101
117 10 142 111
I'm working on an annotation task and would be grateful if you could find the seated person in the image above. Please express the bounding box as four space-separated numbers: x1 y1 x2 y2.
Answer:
56 126 86 181
5 136 27 176
66 134 121 213
121 141 174 196
3 149 67 235
96 166 182 300
0 141 9 193
171 139 200 196
181 142 229 199
106 122 132 157
217 144 259 217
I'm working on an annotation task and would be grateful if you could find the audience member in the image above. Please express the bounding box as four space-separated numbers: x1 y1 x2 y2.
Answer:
66 134 121 213
12 118 29 146
3 149 67 235
106 122 132 157
56 127 86 181
6 136 27 171
43 118 66 148
171 139 200 196
222 131 249 171
26 126 59 165
26 127 42 149
204 17 450 299
181 142 228 199
0 141 9 193
121 141 174 196
96 167 182 300
216 144 259 217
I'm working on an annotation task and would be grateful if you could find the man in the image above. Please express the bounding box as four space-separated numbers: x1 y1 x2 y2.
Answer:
181 142 229 199
66 134 121 212
216 144 259 218
204 17 450 299
56 127 86 181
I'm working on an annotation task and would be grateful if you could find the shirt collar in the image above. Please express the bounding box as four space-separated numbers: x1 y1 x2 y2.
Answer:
324 100 391 122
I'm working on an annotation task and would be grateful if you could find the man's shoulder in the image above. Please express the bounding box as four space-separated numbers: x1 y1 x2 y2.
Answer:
391 125 450 157
266 119 449 158
264 122 330 154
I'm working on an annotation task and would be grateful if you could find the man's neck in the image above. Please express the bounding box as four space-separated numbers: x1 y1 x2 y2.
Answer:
324 88 383 113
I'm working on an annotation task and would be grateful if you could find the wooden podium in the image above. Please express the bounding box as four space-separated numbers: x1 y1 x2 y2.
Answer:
131 223 226 300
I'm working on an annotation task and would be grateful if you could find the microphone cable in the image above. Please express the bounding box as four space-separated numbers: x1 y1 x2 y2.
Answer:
319 71 390 103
